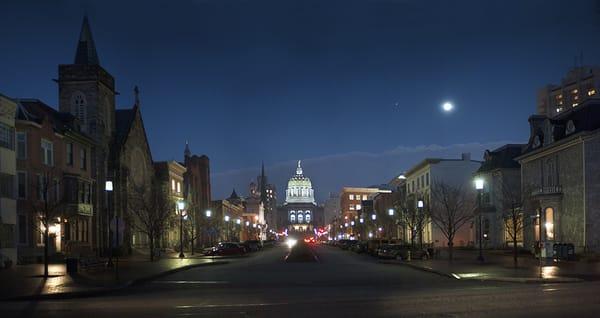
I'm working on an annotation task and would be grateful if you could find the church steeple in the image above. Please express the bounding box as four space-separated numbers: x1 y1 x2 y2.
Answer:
259 162 268 204
74 16 100 65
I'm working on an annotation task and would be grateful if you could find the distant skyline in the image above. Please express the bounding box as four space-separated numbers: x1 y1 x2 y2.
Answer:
2 0 600 201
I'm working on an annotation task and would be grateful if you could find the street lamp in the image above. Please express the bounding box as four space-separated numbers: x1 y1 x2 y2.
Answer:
474 178 484 262
359 217 364 224
105 180 117 280
205 209 212 217
371 214 376 221
177 200 186 258
388 208 395 216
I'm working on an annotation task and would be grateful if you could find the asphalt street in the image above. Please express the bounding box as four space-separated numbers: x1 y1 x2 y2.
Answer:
2 244 600 317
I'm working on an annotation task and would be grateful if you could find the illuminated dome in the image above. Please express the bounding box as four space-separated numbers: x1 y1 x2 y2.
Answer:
285 160 315 204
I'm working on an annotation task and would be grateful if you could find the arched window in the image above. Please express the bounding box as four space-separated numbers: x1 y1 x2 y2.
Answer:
290 211 296 223
298 213 304 223
305 212 311 223
71 92 87 128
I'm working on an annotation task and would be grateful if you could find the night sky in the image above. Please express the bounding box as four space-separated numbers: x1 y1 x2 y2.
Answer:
3 0 600 202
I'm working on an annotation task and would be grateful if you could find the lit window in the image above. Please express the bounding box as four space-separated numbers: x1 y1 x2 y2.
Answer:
571 89 578 94
171 179 176 191
298 213 304 223
574 95 579 100
573 103 579 107
555 94 562 100
545 207 554 240
362 195 367 200
588 89 596 96
177 182 181 193
349 194 354 200
356 204 362 210
349 205 355 210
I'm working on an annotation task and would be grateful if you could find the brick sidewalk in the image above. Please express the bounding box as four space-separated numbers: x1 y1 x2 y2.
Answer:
0 254 228 301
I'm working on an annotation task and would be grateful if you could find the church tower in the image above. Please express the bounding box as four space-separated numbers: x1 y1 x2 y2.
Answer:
57 16 116 253
58 16 115 142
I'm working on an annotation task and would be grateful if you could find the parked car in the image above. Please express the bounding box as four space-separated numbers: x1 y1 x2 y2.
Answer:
377 244 430 260
241 240 263 252
351 241 368 253
367 239 400 256
204 242 246 256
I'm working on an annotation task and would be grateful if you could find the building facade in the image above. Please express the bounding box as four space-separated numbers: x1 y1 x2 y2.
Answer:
183 144 212 248
0 94 17 266
405 153 481 247
211 197 245 243
473 144 524 249
518 99 600 254
15 99 95 262
154 161 186 250
537 66 600 118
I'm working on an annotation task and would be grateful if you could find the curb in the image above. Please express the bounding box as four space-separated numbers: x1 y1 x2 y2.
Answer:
3 260 230 302
379 260 584 284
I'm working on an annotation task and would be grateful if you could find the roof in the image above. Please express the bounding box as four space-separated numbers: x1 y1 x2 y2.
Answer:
405 156 482 177
16 99 94 143
74 16 100 65
477 144 524 173
520 99 600 158
114 107 136 146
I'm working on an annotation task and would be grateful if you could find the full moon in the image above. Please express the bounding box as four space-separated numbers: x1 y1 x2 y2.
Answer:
442 102 454 112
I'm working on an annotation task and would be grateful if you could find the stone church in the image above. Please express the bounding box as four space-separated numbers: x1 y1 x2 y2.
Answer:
57 16 155 254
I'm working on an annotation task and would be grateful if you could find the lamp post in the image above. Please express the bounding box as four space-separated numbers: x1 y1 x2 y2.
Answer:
105 180 118 280
475 178 485 262
205 209 212 247
417 199 424 248
224 215 230 241
177 200 186 258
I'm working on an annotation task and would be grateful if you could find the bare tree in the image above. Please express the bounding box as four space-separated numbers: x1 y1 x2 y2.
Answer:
430 182 475 261
128 180 174 261
501 181 532 268
395 195 429 248
31 169 66 277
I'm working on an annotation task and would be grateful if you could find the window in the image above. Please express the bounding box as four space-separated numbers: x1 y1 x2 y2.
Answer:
421 175 425 188
16 132 27 159
41 139 53 166
177 182 181 193
426 173 430 186
71 92 87 127
306 212 311 223
17 171 26 199
298 213 304 223
362 195 367 200
349 194 354 200
53 179 60 202
80 148 87 170
417 177 421 189
290 212 296 223
573 103 579 107
0 173 15 199
66 143 73 166
0 122 14 150
571 89 578 94
18 214 27 244
37 174 46 201
355 204 362 210
349 205 355 210
545 207 554 240
171 179 176 191
588 89 596 96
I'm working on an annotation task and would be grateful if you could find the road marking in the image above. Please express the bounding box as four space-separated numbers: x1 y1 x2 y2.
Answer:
152 280 229 284
176 302 288 309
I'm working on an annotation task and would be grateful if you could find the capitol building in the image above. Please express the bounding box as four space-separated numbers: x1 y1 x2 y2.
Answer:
278 161 324 233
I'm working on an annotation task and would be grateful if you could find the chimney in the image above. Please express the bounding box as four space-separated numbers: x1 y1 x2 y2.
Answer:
461 153 471 161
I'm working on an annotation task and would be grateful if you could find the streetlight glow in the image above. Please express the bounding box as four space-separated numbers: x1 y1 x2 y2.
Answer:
475 178 484 190
388 208 394 216
417 200 424 208
224 215 230 222
177 200 185 211
105 181 113 192
371 214 376 220
205 210 212 217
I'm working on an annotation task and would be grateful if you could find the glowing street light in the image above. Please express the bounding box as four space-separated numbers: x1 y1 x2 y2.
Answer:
177 200 186 259
371 214 376 221
474 177 485 262
205 210 212 218
388 208 395 216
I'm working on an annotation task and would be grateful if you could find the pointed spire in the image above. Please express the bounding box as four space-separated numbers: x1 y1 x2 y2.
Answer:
184 141 191 158
133 86 140 107
74 15 100 65
229 188 240 200
296 160 303 175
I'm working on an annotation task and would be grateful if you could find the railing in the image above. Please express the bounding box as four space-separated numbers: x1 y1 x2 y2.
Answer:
532 186 562 196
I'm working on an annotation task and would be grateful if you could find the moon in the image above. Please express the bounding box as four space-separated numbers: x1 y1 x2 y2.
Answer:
442 102 454 112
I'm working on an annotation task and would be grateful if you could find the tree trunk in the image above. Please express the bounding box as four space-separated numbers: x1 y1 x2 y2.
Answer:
44 226 49 277
448 240 454 261
149 234 155 262
513 238 518 268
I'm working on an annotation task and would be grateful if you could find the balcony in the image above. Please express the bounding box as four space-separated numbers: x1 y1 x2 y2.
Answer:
532 186 562 196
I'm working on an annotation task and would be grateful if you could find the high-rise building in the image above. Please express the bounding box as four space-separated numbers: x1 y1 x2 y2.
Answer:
537 66 600 118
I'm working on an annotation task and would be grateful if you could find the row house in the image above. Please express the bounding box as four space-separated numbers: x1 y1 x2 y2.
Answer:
0 94 17 265
15 99 94 262
153 161 186 250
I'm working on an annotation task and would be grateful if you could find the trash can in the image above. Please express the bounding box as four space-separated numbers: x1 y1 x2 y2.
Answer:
66 258 78 274
566 243 575 260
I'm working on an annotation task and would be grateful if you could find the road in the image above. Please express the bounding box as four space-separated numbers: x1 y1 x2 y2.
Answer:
2 243 600 317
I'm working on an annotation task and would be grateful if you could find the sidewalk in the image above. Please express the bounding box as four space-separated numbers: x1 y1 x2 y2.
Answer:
0 254 229 301
381 249 600 283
